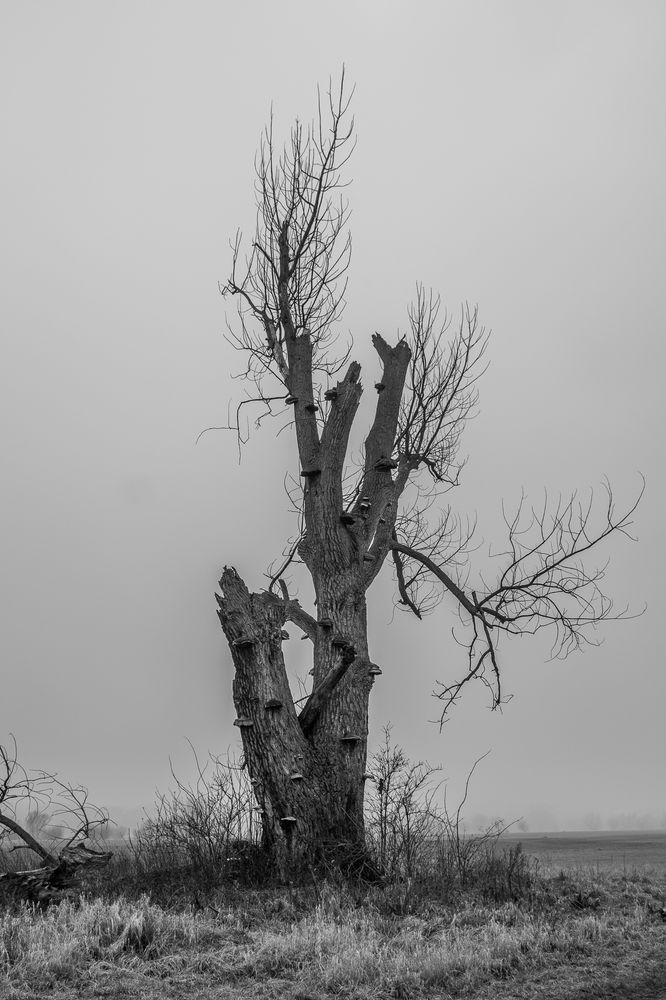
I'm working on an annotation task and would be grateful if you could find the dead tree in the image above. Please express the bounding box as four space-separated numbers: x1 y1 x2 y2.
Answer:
214 74 643 873
0 737 112 906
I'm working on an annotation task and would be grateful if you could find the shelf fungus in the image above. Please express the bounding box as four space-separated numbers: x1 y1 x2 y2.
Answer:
280 816 297 824
290 772 304 782
233 717 254 728
340 513 356 525
284 394 298 405
233 635 255 649
331 635 349 649
305 402 319 413
374 382 386 392
324 388 339 401
318 617 334 629
279 630 290 640
264 699 283 711
340 734 363 744
368 663 383 676
300 467 322 478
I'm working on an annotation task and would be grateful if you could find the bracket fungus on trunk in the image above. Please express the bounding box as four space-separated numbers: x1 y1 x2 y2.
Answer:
233 636 255 649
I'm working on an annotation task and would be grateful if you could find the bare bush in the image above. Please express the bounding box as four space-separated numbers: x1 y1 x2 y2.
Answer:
364 730 534 907
365 725 443 879
127 743 263 887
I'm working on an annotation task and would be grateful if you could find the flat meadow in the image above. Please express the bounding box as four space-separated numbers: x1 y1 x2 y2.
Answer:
501 830 666 872
1 831 665 1000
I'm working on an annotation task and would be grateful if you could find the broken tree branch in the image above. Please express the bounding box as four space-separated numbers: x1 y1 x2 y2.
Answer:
298 643 356 736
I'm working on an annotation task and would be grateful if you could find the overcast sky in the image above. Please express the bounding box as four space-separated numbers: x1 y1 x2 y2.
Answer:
2 1 664 833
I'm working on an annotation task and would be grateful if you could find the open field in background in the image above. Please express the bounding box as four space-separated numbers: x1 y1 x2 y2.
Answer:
500 831 666 872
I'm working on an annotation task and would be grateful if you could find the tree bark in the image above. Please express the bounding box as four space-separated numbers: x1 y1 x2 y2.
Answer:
217 567 377 875
216 334 414 876
0 844 112 908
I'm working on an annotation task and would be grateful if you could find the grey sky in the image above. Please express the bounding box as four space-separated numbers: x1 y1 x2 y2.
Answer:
1 1 664 832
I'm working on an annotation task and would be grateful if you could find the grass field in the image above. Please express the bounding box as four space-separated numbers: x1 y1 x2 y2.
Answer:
2 834 665 1000
501 830 666 872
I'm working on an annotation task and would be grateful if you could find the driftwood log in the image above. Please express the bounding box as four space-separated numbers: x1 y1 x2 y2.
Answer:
0 842 113 907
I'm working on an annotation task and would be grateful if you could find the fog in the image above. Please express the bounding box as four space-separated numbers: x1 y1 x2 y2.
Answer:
2 1 664 833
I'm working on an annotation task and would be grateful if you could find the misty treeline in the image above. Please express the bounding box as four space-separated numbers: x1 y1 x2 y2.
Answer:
467 811 666 834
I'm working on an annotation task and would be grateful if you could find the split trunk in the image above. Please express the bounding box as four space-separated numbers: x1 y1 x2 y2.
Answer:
217 566 377 875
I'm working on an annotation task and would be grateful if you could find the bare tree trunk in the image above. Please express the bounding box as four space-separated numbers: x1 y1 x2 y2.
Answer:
217 568 376 875
309 580 373 850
